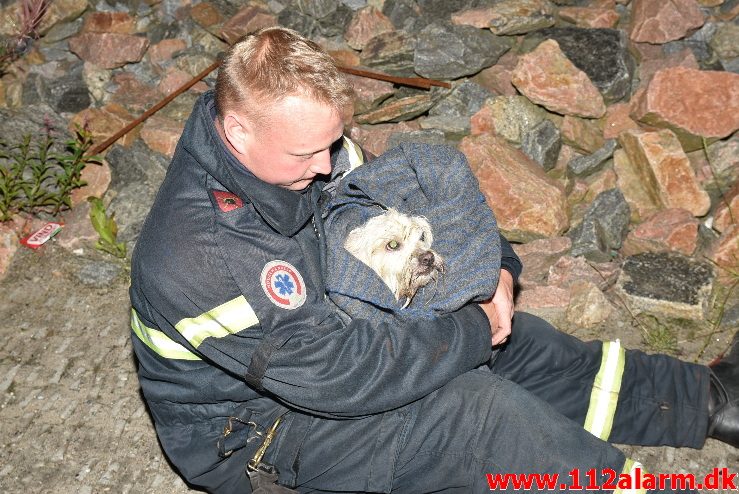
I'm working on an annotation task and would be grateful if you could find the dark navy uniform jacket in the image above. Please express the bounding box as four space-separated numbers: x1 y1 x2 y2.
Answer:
129 91 523 489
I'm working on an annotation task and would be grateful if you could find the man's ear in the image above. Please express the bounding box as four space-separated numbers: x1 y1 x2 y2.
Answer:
221 112 252 155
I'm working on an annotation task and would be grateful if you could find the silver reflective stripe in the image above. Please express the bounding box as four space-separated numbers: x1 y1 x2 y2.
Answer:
584 339 626 440
614 458 647 494
131 309 201 360
343 136 364 171
175 295 259 348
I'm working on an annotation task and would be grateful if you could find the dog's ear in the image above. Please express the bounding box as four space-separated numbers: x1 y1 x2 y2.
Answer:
344 227 365 258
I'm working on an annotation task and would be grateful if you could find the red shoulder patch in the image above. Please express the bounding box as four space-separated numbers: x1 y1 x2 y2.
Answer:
212 190 244 212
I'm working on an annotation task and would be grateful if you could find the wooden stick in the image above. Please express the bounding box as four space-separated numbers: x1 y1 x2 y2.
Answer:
338 66 451 89
87 60 449 156
88 60 221 156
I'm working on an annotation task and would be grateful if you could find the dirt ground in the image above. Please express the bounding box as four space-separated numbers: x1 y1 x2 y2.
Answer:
0 235 736 493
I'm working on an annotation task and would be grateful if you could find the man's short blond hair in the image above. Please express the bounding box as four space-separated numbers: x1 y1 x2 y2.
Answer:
215 27 354 125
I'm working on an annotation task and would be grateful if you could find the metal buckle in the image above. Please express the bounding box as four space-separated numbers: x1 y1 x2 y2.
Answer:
246 415 284 473
219 417 259 457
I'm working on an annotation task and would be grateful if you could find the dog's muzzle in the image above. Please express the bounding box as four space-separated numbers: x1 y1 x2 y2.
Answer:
416 251 439 275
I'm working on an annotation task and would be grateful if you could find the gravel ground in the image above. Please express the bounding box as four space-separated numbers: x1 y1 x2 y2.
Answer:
0 236 736 493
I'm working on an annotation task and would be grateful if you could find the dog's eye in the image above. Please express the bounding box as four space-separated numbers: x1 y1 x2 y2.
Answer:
420 232 426 242
386 240 400 251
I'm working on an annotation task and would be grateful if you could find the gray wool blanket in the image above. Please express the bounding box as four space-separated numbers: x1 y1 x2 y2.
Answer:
322 142 501 323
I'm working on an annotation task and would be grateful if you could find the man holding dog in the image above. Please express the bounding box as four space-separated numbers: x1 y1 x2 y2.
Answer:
129 27 738 493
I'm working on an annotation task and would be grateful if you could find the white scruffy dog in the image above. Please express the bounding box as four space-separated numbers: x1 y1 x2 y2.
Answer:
344 208 444 307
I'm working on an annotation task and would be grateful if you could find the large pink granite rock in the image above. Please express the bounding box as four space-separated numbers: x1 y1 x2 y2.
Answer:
714 184 739 234
141 116 185 157
80 11 137 34
344 7 395 50
631 67 739 151
70 161 112 206
629 0 704 44
711 225 738 284
69 33 150 70
512 236 572 287
459 133 569 241
603 103 639 139
219 5 277 45
618 129 711 217
511 39 606 118
622 208 700 256
558 5 620 28
613 148 661 222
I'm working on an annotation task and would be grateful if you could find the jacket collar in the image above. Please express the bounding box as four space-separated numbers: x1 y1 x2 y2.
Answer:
181 91 315 237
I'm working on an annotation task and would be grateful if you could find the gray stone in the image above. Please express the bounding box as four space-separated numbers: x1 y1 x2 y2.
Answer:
36 43 79 63
267 0 287 12
522 27 636 104
419 114 468 136
664 23 723 71
123 58 162 87
567 139 617 178
586 188 630 250
569 188 630 261
617 252 714 320
107 141 169 246
75 259 124 287
386 129 448 149
361 31 417 77
354 94 436 123
700 135 739 202
295 0 339 18
106 140 169 191
0 103 70 145
722 57 739 74
414 22 513 80
422 81 492 135
41 65 91 114
486 0 556 36
483 95 548 144
721 301 739 331
319 4 353 37
278 1 352 37
147 21 195 46
39 18 84 44
382 0 429 33
278 8 323 38
709 22 739 60
416 0 487 19
428 81 492 118
568 216 610 262
521 119 561 171
340 0 366 10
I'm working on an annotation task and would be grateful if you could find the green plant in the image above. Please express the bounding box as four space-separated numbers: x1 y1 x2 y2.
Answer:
0 124 100 221
88 196 126 258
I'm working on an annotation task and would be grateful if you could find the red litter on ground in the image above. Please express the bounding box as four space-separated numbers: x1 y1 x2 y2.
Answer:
21 222 64 249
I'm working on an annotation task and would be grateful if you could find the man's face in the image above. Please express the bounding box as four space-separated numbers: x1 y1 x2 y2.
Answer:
230 94 346 191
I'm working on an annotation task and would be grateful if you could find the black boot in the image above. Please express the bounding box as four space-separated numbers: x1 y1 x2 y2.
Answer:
708 332 739 448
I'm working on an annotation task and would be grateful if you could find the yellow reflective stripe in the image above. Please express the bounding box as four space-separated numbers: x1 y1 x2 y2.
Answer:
614 458 647 494
174 296 259 348
584 339 626 440
343 136 364 171
131 309 201 361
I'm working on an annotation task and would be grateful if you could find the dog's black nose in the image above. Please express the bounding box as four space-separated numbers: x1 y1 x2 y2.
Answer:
419 252 435 267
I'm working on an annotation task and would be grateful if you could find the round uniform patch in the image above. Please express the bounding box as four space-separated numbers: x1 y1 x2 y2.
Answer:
261 260 306 310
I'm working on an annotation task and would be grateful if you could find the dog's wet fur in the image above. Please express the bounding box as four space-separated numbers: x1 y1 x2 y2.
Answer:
344 208 444 307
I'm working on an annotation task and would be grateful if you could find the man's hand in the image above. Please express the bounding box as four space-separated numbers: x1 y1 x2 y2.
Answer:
478 270 515 346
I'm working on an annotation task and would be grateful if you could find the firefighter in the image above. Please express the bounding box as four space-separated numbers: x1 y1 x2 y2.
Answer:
129 27 738 493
